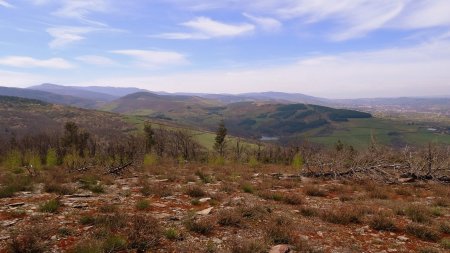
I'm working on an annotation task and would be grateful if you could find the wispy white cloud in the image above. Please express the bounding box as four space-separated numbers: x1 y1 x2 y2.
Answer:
53 0 109 26
75 55 117 66
0 0 13 8
82 40 450 98
243 13 282 32
0 56 73 69
160 0 450 40
46 26 98 49
30 0 110 26
111 50 188 67
153 17 255 40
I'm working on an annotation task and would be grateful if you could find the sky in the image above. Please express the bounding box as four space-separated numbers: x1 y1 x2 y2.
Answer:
1 0 450 98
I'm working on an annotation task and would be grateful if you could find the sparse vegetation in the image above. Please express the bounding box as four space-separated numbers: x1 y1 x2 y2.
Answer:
406 223 440 242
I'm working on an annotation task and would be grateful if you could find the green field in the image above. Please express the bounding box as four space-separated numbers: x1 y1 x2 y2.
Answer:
301 118 450 148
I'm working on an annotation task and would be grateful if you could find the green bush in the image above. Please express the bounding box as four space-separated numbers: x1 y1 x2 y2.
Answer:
165 228 182 240
248 157 259 168
24 151 42 170
241 183 254 194
3 150 22 171
0 175 33 198
441 239 450 250
46 148 58 167
39 199 60 213
136 199 150 210
143 153 158 166
103 235 127 252
292 153 303 171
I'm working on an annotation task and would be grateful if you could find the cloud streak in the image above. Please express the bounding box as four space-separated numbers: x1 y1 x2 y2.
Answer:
0 56 73 69
75 55 117 66
81 40 450 98
0 0 13 8
153 17 255 40
46 26 98 49
111 50 188 67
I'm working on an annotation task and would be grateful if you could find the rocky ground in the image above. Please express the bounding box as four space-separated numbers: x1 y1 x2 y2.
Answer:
0 164 449 252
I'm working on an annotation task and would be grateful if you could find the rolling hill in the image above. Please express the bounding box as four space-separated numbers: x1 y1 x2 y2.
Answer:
103 92 372 139
0 86 98 108
3 83 450 148
0 95 136 139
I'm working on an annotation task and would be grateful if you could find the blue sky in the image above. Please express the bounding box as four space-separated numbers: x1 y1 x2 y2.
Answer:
1 0 450 98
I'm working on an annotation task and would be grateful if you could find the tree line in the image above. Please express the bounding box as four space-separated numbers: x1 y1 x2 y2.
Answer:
0 121 449 182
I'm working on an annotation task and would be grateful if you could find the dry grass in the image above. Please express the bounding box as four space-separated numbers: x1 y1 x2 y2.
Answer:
320 206 368 225
282 192 304 205
127 215 162 252
369 213 397 231
184 216 215 235
406 223 440 242
304 185 327 197
265 215 295 244
229 238 267 253
185 185 207 198
217 209 243 227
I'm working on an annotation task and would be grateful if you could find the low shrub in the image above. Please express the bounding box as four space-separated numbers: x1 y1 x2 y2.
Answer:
300 207 319 217
103 234 127 252
441 239 450 250
127 215 162 252
241 183 255 194
265 215 294 244
405 205 431 223
165 228 183 241
369 214 397 231
44 182 76 195
282 193 304 205
135 199 150 211
185 185 206 198
217 209 242 227
406 223 440 242
321 207 365 225
39 199 61 213
230 239 267 253
184 216 215 235
304 185 327 197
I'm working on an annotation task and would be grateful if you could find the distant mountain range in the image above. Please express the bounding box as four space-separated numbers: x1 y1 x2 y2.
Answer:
10 83 449 116
0 83 449 147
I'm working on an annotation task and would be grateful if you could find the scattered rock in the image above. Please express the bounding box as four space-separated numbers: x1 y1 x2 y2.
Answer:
397 236 408 242
269 244 291 253
398 177 414 183
9 202 25 207
72 203 89 209
317 231 324 237
0 235 10 241
196 207 213 215
151 203 167 208
153 213 171 219
68 193 92 198
2 219 18 227
212 238 222 244
199 197 211 203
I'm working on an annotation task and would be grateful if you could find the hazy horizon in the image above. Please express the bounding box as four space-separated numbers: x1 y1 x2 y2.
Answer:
1 1 450 98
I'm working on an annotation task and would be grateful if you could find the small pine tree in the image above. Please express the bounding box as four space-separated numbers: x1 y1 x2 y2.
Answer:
46 148 58 167
292 153 304 172
214 120 227 157
144 123 155 153
335 140 344 152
